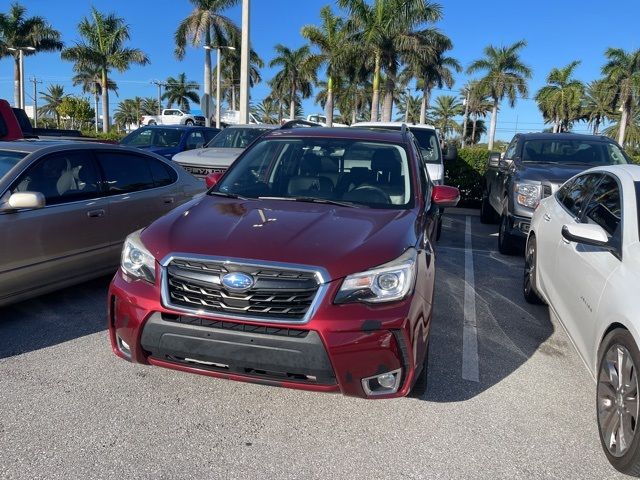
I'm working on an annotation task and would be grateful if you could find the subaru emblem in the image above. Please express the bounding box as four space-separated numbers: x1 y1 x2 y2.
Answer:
221 272 254 291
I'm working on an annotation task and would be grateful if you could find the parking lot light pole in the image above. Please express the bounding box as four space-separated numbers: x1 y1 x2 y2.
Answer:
207 45 236 129
8 46 36 109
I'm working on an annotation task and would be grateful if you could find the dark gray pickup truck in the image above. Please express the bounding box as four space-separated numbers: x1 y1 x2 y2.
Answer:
481 132 629 254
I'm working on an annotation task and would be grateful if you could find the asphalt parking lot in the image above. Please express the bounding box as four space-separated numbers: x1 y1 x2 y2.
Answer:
0 210 627 480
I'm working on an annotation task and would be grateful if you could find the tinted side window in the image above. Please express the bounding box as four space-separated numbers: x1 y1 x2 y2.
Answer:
185 131 204 150
560 173 602 218
504 138 518 159
582 174 621 237
96 152 155 193
148 158 177 187
13 150 101 206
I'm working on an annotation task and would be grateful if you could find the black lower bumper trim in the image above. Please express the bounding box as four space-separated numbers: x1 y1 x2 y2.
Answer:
141 313 336 385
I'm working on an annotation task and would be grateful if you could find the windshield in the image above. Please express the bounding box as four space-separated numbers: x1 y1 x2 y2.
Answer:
120 128 183 148
207 127 271 148
215 137 413 209
522 139 628 166
410 129 442 164
0 150 27 178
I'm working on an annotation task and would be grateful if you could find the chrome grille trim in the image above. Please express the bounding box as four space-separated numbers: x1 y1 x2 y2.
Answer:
160 254 330 325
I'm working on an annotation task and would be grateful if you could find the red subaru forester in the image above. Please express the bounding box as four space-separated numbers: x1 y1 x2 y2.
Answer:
108 127 459 398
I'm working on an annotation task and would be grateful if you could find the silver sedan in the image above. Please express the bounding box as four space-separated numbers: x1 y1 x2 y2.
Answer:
0 140 204 306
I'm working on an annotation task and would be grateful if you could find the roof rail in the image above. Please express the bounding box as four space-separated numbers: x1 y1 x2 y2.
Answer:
280 119 322 130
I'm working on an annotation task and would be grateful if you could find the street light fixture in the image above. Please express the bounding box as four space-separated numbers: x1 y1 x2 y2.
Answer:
205 45 236 129
8 46 36 109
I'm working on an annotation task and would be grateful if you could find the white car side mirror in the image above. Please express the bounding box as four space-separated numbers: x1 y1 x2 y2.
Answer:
4 192 46 211
561 223 609 246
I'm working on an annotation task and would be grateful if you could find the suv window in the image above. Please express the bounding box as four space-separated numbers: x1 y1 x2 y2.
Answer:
96 151 155 194
582 174 621 237
504 138 518 160
185 131 204 150
522 139 627 165
559 173 602 218
148 158 177 187
13 150 102 206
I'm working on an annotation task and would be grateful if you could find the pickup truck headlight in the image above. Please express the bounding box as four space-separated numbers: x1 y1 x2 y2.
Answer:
335 248 417 304
515 183 541 209
121 229 156 283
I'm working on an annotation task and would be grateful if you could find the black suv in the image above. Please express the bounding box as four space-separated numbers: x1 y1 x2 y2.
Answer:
481 133 629 254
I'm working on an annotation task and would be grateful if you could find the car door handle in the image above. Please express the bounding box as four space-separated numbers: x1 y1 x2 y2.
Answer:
87 209 105 218
163 196 175 205
543 213 551 222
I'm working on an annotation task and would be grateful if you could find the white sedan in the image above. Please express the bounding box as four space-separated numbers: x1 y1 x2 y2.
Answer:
524 164 640 474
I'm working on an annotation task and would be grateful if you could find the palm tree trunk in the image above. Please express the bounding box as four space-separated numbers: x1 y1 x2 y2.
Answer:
290 80 296 120
204 38 212 127
370 53 380 121
618 105 629 146
593 118 600 135
231 86 236 111
419 88 427 125
461 95 470 148
488 99 498 151
101 69 109 133
13 57 20 108
471 115 478 145
325 76 334 127
382 75 394 122
352 89 357 124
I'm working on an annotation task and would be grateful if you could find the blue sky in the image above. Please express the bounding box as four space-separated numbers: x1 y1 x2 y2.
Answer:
1 0 639 141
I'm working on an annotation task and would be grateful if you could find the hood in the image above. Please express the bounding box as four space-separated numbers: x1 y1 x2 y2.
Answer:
515 162 589 184
172 147 244 168
141 197 418 281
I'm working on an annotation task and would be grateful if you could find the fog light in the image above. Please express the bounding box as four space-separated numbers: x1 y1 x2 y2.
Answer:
361 368 402 396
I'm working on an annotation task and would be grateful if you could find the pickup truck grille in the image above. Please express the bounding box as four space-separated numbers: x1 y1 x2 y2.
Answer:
165 258 321 321
179 164 227 178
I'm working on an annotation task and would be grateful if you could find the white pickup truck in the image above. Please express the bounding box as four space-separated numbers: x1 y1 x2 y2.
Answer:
141 109 204 126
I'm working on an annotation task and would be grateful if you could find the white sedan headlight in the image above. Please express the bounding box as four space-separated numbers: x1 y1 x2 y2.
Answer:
335 248 417 304
515 183 541 209
121 229 156 283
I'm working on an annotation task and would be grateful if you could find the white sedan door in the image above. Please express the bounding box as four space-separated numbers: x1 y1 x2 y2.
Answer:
553 173 622 359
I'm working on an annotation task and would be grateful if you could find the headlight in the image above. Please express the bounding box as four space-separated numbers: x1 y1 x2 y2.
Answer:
335 248 417 304
515 183 541 209
121 229 156 283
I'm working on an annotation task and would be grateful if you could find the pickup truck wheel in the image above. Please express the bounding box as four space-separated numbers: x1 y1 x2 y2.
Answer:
147 120 156 125
185 120 194 126
480 195 497 224
523 235 545 304
597 329 640 476
498 213 519 255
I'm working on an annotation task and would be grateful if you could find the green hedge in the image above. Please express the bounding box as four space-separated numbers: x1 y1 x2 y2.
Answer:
444 146 491 207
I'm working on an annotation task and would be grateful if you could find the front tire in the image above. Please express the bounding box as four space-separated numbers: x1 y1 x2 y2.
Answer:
185 120 194 126
498 212 519 255
597 329 640 476
523 235 544 304
147 120 156 125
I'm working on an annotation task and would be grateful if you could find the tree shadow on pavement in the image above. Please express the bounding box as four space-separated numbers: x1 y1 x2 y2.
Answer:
422 213 556 402
0 275 112 359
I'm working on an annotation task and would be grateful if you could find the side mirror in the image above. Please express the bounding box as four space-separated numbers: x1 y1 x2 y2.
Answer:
443 145 458 161
561 223 609 246
2 191 45 211
205 171 224 188
432 185 460 207
498 158 512 171
488 152 501 168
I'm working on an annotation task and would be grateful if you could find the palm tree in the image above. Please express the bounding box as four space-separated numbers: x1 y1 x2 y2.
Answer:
337 0 443 122
141 97 160 116
174 0 240 124
255 97 280 124
604 105 640 149
0 2 63 107
534 61 584 133
72 64 119 131
405 31 460 124
38 83 66 127
463 118 486 145
466 82 493 145
62 8 149 132
218 35 263 111
601 47 640 145
582 79 616 135
467 40 532 150
162 73 200 111
269 44 319 119
395 91 422 123
113 98 139 130
430 95 462 138
301 5 350 127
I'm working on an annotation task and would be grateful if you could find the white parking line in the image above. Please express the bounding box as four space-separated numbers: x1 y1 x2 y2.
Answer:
462 216 480 382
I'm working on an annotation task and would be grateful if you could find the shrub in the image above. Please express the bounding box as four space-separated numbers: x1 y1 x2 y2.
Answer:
445 146 491 207
80 129 126 142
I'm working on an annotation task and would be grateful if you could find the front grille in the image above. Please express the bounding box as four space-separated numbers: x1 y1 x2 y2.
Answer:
165 258 320 321
179 164 227 178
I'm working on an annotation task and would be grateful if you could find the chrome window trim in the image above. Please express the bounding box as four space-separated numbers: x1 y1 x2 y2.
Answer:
159 253 331 325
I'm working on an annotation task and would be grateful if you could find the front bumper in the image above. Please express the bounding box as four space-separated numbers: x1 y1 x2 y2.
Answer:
506 213 531 239
108 269 429 399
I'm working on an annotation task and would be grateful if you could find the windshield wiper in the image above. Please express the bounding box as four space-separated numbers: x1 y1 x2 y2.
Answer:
258 196 361 208
208 191 248 200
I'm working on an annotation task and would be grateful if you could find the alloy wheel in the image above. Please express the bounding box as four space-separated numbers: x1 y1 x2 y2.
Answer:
598 344 640 457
